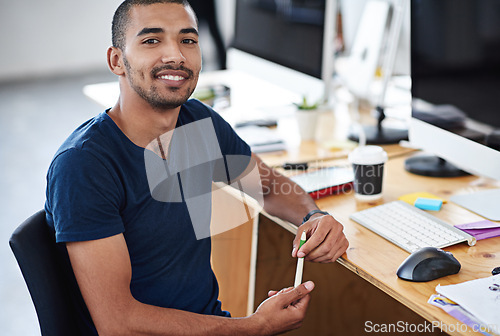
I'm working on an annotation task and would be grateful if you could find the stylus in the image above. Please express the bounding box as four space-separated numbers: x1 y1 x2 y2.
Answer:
294 231 307 288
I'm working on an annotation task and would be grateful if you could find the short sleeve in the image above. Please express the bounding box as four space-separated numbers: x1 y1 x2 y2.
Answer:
45 148 125 243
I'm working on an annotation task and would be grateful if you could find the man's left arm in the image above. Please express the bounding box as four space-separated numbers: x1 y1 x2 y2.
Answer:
252 153 349 263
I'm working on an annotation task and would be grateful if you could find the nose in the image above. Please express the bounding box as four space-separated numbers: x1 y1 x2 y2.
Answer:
160 41 186 64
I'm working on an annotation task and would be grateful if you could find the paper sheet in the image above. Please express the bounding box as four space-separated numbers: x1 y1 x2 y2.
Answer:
428 294 495 336
436 275 500 331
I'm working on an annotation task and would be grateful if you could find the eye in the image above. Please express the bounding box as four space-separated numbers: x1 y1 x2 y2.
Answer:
181 38 198 45
143 38 159 44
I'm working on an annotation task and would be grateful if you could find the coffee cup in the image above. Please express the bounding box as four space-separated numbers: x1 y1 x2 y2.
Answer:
348 146 388 201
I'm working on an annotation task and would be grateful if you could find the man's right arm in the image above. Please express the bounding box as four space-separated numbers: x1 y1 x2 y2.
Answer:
67 233 314 336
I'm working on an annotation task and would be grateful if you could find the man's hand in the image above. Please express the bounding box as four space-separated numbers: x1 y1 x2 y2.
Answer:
252 281 314 336
252 153 349 263
291 214 348 263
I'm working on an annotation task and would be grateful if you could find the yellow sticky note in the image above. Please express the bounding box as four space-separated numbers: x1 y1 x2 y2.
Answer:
398 192 447 205
321 139 358 152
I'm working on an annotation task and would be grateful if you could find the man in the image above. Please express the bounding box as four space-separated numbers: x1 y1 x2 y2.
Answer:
45 0 349 335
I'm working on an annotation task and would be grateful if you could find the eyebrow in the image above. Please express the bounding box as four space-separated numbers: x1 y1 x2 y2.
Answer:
136 27 198 37
137 27 164 37
180 28 199 36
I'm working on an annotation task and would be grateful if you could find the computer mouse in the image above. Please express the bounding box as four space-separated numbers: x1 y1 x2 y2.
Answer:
396 247 461 282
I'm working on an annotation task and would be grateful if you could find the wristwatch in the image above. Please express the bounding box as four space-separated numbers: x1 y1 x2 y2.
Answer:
302 209 330 224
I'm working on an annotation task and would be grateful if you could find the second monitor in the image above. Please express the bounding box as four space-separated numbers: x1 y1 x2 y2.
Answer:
407 0 500 220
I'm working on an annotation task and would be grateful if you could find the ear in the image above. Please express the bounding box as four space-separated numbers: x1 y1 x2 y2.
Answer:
107 46 125 76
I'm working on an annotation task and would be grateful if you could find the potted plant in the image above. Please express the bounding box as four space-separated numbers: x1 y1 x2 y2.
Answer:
294 96 321 141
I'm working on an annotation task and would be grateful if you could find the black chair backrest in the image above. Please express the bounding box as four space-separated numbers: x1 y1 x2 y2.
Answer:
9 210 97 336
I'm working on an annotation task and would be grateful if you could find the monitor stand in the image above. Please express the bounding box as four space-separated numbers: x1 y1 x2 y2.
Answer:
451 189 500 221
348 106 408 144
405 155 469 177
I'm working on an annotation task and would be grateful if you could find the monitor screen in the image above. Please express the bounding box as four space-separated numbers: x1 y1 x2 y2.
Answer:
411 0 500 135
232 0 325 79
408 0 500 220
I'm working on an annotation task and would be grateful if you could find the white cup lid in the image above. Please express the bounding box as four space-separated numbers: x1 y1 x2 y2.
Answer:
348 145 388 165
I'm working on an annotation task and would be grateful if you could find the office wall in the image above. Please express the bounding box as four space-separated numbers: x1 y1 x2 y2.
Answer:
0 0 234 81
0 0 123 81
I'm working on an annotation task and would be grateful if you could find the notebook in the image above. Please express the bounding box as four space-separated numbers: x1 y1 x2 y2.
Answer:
290 166 354 199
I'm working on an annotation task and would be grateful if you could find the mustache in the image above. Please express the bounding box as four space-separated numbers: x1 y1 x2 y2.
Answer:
151 65 194 78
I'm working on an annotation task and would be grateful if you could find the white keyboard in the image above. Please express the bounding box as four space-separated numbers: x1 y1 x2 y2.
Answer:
350 201 476 253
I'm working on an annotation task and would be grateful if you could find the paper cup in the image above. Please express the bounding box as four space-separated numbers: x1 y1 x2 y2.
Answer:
348 146 388 201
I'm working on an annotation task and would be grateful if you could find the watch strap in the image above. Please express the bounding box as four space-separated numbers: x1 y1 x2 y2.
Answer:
302 210 330 224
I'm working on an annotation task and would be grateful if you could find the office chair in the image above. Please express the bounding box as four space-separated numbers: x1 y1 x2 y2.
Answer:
9 209 97 336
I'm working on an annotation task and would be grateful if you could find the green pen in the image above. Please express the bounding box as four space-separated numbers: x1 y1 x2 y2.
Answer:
294 231 307 287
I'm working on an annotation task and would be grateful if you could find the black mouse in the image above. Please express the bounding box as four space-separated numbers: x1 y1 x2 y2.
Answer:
397 247 461 282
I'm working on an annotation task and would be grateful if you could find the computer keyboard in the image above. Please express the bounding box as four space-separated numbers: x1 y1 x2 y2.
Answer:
350 201 476 253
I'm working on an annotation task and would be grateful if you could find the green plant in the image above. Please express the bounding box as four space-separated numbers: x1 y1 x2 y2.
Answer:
192 87 216 101
294 96 319 110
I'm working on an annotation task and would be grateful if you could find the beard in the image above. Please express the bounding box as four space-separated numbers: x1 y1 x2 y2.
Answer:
123 56 196 110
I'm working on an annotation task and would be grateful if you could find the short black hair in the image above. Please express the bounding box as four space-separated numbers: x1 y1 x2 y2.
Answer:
112 0 194 50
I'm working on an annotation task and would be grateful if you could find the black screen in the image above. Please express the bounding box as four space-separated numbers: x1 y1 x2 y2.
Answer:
411 0 500 130
232 0 325 79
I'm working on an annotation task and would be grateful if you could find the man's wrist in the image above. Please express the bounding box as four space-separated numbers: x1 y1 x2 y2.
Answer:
242 313 272 336
302 209 330 224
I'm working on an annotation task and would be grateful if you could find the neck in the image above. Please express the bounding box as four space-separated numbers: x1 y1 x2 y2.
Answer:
108 83 181 148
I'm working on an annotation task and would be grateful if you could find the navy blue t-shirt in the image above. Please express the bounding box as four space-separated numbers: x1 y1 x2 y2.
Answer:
45 99 250 317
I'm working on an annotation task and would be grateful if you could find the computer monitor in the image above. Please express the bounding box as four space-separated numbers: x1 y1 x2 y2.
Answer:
232 0 325 79
341 0 411 144
229 0 337 103
407 0 500 220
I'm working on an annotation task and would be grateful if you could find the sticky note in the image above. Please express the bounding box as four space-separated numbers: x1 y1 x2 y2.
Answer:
321 139 358 151
414 197 443 211
398 192 447 205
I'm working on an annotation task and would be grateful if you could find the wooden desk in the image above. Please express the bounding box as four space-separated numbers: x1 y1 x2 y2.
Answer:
213 148 500 336
316 154 500 329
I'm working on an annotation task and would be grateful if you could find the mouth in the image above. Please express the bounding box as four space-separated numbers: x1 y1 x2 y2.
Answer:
157 74 186 82
155 72 188 87
153 67 192 87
